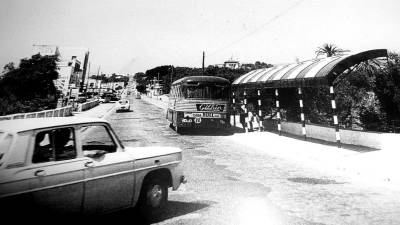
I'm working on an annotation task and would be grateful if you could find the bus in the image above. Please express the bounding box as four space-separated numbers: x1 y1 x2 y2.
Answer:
167 76 231 133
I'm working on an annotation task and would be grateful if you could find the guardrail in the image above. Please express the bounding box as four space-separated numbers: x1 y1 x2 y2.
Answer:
0 106 73 121
77 100 99 112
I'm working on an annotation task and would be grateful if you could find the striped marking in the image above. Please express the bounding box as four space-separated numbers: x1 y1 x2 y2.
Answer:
331 100 336 109
247 68 273 83
256 65 286 82
232 69 258 84
242 69 268 83
335 131 341 141
303 57 339 78
284 60 318 80
270 64 299 81
333 115 338 125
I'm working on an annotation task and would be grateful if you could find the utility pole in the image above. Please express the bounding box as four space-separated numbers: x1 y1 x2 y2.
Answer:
85 62 91 94
202 51 205 76
80 50 89 93
96 66 101 97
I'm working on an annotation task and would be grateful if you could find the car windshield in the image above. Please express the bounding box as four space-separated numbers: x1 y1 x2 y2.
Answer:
0 132 13 166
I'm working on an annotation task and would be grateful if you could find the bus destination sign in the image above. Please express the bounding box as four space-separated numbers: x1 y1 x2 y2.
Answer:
196 104 225 112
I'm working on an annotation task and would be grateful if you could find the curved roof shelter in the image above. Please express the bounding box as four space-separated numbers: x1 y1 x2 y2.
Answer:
232 49 388 88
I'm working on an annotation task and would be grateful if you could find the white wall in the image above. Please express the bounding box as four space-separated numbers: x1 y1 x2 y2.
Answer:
281 121 303 136
278 121 395 149
305 123 336 142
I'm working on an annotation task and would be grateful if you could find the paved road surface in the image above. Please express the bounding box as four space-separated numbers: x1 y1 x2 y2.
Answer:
100 95 400 225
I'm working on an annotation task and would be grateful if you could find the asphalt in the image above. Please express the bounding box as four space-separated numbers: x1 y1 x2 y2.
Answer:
75 94 400 190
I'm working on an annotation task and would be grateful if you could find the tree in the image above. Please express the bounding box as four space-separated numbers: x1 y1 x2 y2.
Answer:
0 54 59 115
373 52 400 131
315 43 348 57
2 62 15 73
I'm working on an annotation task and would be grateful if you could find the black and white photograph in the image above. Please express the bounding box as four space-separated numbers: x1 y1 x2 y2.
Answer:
0 0 400 224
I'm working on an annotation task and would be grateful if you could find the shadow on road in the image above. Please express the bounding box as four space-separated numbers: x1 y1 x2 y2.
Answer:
98 200 213 224
177 127 236 136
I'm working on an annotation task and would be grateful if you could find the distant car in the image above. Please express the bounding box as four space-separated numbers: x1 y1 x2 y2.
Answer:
0 117 185 218
77 97 87 103
99 95 111 103
136 93 141 99
116 99 130 112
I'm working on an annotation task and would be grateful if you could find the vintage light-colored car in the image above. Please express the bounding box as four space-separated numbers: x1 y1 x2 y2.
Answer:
116 99 131 112
0 117 186 217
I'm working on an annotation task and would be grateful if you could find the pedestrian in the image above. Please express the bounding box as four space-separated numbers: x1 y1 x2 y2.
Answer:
247 103 261 131
239 103 247 130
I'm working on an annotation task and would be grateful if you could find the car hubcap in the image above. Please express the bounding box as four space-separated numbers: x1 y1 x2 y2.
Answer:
147 184 163 207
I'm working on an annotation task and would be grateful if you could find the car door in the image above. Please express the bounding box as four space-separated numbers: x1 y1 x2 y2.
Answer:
29 127 87 215
80 124 134 214
0 132 34 213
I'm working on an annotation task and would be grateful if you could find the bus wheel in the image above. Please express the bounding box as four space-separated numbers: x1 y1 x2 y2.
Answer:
176 126 184 134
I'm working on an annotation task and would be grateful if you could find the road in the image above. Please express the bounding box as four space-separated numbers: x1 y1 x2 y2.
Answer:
102 95 400 225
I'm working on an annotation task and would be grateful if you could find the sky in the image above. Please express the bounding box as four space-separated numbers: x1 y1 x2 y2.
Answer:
0 0 399 75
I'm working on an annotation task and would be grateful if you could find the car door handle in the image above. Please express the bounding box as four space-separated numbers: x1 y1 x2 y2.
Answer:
154 160 160 164
34 169 46 177
85 161 94 167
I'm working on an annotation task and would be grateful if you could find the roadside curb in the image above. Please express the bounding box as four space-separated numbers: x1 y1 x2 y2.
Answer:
140 95 168 110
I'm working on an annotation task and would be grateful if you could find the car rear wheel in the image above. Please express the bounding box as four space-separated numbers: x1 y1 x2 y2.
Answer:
138 178 168 220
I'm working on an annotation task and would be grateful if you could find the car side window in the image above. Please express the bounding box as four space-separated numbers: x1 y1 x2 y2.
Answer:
81 125 117 156
32 127 77 163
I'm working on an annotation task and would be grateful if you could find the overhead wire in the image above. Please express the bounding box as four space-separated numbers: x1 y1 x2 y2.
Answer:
207 0 305 58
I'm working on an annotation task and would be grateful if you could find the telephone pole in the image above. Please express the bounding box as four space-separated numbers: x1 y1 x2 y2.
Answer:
202 51 205 75
96 66 101 96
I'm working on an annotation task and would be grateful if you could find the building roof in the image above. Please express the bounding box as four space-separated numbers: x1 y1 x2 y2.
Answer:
0 117 107 133
232 49 387 88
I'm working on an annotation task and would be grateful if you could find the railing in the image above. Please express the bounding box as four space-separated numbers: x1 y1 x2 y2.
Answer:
77 100 99 112
0 106 73 121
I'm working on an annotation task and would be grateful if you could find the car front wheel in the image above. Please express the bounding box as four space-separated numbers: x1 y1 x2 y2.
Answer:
138 178 168 220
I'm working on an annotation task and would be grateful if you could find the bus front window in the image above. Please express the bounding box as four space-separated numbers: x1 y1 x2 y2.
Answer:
185 85 229 100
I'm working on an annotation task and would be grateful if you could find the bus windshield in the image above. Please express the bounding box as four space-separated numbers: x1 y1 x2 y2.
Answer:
184 84 229 100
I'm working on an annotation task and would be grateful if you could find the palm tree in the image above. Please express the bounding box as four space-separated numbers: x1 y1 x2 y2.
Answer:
315 43 348 58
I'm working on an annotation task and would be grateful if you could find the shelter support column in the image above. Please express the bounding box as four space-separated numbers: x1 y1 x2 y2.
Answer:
244 90 250 133
330 86 341 148
257 89 263 131
298 87 306 139
275 89 281 135
232 91 236 127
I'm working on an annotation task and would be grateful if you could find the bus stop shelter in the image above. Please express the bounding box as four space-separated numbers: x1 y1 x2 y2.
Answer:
231 49 388 147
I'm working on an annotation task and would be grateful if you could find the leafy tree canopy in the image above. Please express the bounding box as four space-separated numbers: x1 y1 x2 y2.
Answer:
0 54 59 115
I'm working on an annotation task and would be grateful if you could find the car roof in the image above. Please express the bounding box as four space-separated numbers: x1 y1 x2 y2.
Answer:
0 117 108 133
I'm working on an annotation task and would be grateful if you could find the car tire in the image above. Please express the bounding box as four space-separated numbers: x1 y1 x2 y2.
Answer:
138 177 168 220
